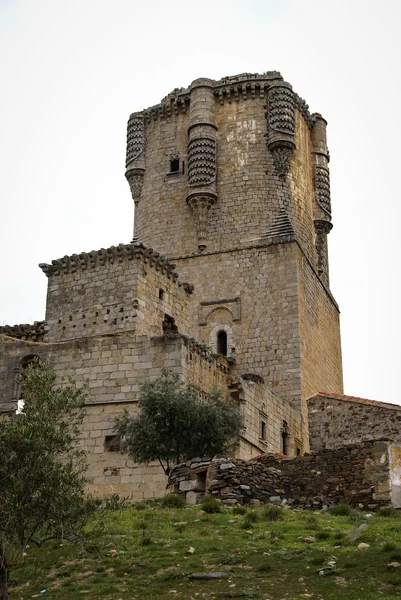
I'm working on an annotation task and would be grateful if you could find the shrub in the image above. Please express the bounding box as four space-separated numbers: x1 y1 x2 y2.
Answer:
200 496 221 514
161 494 186 508
316 530 331 540
329 504 351 516
262 505 284 521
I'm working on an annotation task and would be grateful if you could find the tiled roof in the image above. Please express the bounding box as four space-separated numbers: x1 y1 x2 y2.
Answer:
309 392 401 412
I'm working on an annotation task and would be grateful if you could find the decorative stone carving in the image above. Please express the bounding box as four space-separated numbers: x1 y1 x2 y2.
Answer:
188 138 216 187
314 219 333 286
187 194 216 249
126 115 144 167
269 141 295 178
315 166 331 216
125 168 145 203
268 86 295 135
267 84 296 177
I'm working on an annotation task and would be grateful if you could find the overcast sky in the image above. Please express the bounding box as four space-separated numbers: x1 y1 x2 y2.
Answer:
1 0 400 403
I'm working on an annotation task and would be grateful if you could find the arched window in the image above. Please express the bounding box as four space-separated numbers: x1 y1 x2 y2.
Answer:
217 330 228 356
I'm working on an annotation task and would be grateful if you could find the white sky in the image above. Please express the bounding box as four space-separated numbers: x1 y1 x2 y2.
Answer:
1 0 400 403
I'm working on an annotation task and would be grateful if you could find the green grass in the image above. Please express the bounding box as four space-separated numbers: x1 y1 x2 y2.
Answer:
8 502 401 599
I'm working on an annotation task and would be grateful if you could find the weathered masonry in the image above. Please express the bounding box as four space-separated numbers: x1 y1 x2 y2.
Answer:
1 71 396 499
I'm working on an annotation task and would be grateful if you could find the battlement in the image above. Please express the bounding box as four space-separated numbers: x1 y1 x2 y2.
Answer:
41 240 193 343
130 72 316 129
0 321 46 342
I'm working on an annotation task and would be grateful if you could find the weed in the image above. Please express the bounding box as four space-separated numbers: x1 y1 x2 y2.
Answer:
255 562 272 573
316 530 331 540
246 510 258 523
219 553 242 565
262 505 283 521
134 501 148 510
382 541 399 552
101 493 128 511
160 494 185 508
329 504 351 516
232 505 248 515
379 507 400 518
200 496 221 514
304 515 320 530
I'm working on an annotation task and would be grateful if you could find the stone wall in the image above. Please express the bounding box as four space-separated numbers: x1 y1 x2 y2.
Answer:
233 377 302 459
308 393 401 451
0 333 229 498
41 242 192 343
168 440 394 509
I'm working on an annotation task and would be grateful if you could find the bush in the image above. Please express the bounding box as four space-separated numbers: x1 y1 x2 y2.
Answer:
161 494 185 509
200 496 221 514
329 504 351 516
262 505 284 521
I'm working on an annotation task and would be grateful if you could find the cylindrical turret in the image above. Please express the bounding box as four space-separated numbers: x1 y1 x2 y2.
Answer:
186 78 218 251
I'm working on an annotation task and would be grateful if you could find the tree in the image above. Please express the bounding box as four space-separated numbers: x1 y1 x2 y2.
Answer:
114 370 242 474
0 365 90 600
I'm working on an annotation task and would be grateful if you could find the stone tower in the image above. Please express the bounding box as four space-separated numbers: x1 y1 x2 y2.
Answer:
125 72 343 440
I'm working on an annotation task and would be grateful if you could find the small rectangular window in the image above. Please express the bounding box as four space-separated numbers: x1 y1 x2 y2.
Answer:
170 158 180 173
104 435 121 452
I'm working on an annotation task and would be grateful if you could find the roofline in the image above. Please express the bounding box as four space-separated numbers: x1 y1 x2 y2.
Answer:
308 392 401 412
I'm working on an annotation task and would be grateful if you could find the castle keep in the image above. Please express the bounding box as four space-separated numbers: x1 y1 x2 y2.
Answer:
2 71 395 500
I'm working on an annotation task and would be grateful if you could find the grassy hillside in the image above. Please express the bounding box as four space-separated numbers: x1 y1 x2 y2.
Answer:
9 499 401 600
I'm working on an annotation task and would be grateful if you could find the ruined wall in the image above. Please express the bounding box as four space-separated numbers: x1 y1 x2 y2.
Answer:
169 440 393 509
235 378 303 459
308 393 401 451
41 243 191 342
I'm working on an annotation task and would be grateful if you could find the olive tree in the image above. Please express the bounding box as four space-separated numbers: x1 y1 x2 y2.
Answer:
0 365 90 600
114 370 242 474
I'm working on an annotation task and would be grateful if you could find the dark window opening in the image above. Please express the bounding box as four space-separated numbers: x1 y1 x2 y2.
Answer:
170 158 180 173
281 420 289 455
217 330 227 356
296 447 301 456
159 288 165 300
182 161 185 174
104 435 121 452
260 419 266 441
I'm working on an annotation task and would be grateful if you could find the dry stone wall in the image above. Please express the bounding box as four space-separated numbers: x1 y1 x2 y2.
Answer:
168 440 393 509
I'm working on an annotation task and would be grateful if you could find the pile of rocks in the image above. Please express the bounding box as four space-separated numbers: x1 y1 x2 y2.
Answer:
168 440 393 509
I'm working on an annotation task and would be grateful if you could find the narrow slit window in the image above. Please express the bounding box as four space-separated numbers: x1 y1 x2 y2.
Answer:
159 288 165 300
217 330 227 356
260 419 266 441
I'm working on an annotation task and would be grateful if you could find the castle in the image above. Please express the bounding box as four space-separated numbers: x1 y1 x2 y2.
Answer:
1 72 399 500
